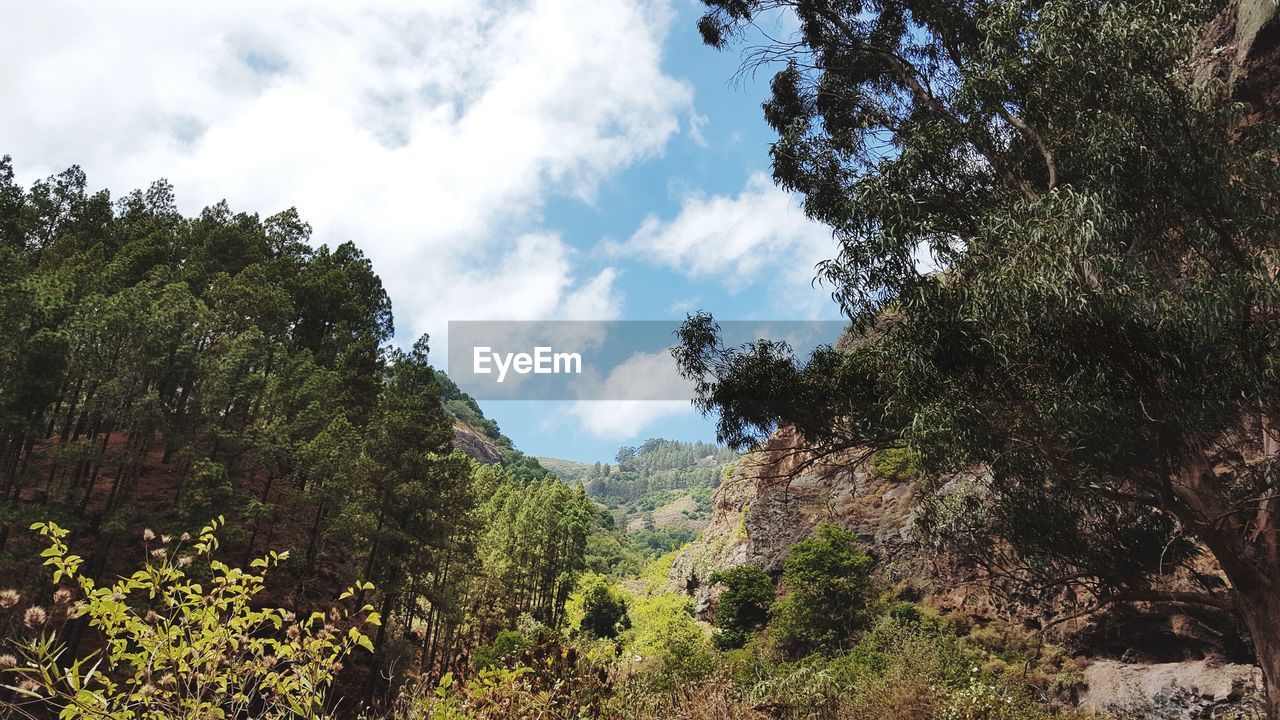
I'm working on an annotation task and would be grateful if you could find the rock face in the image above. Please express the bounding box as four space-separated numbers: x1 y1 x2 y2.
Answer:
452 420 503 464
1080 660 1265 719
668 4 1280 716
668 427 931 617
667 427 1264 717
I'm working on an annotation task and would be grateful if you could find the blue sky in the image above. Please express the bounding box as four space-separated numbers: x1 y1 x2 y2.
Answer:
2 0 842 463
471 2 844 462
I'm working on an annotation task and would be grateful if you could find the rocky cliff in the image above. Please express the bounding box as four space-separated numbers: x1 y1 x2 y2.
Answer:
668 428 925 614
667 428 1267 716
452 419 504 464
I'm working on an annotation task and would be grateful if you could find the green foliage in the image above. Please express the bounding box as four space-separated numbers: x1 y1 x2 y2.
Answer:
496 447 551 484
769 523 875 656
435 370 508 446
679 0 1280 692
625 526 697 558
709 564 774 649
739 612 1068 720
0 162 595 696
3 519 377 719
392 646 614 720
619 592 715 691
472 629 534 670
576 576 630 640
571 438 739 508
471 467 595 631
870 446 921 483
583 525 646 578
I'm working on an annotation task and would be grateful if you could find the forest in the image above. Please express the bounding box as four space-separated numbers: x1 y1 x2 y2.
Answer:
3 0 1280 718
0 158 604 711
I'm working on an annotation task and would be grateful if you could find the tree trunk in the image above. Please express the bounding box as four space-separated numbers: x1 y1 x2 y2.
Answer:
1235 578 1280 719
1170 451 1280 717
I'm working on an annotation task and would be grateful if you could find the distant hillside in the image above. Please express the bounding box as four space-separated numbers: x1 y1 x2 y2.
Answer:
537 456 594 483
540 439 740 554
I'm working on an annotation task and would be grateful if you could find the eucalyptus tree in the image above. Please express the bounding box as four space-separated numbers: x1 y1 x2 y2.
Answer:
678 0 1280 711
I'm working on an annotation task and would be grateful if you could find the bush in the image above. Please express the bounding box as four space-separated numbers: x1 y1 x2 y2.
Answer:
709 564 774 649
472 629 534 670
577 577 630 640
935 677 1056 720
620 593 715 691
870 446 921 482
768 523 875 656
2 519 377 719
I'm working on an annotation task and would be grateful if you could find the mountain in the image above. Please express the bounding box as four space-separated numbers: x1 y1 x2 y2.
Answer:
435 370 552 481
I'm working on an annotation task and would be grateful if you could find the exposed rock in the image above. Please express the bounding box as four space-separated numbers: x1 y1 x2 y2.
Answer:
668 426 1261 711
1079 660 1265 719
452 420 503 464
667 5 1280 715
668 427 931 618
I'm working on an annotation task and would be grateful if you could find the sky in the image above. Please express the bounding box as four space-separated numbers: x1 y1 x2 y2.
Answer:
1 0 844 463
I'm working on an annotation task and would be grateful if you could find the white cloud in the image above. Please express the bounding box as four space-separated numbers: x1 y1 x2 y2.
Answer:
687 111 709 147
1 0 692 343
573 349 693 401
566 400 693 438
608 171 836 315
563 350 695 437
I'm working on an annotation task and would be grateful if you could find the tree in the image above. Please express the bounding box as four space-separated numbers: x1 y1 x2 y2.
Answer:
577 576 630 639
0 158 607 699
678 1 1280 713
709 563 773 649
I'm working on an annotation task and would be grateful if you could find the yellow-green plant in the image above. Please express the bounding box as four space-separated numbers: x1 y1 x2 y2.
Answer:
2 518 379 719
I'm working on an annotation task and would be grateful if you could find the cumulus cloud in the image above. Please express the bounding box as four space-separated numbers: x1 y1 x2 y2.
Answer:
608 171 836 315
563 350 696 438
1 0 692 343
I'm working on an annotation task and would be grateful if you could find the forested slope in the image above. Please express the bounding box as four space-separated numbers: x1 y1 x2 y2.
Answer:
541 439 739 553
0 159 600 700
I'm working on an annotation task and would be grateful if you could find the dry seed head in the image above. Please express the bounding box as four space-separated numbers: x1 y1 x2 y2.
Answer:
23 606 47 628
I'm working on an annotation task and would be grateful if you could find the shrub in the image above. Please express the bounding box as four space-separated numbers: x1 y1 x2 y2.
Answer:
934 677 1056 720
396 633 614 720
768 523 874 656
709 564 774 649
578 578 630 640
472 629 534 670
870 446 921 482
2 518 377 719
620 593 714 691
